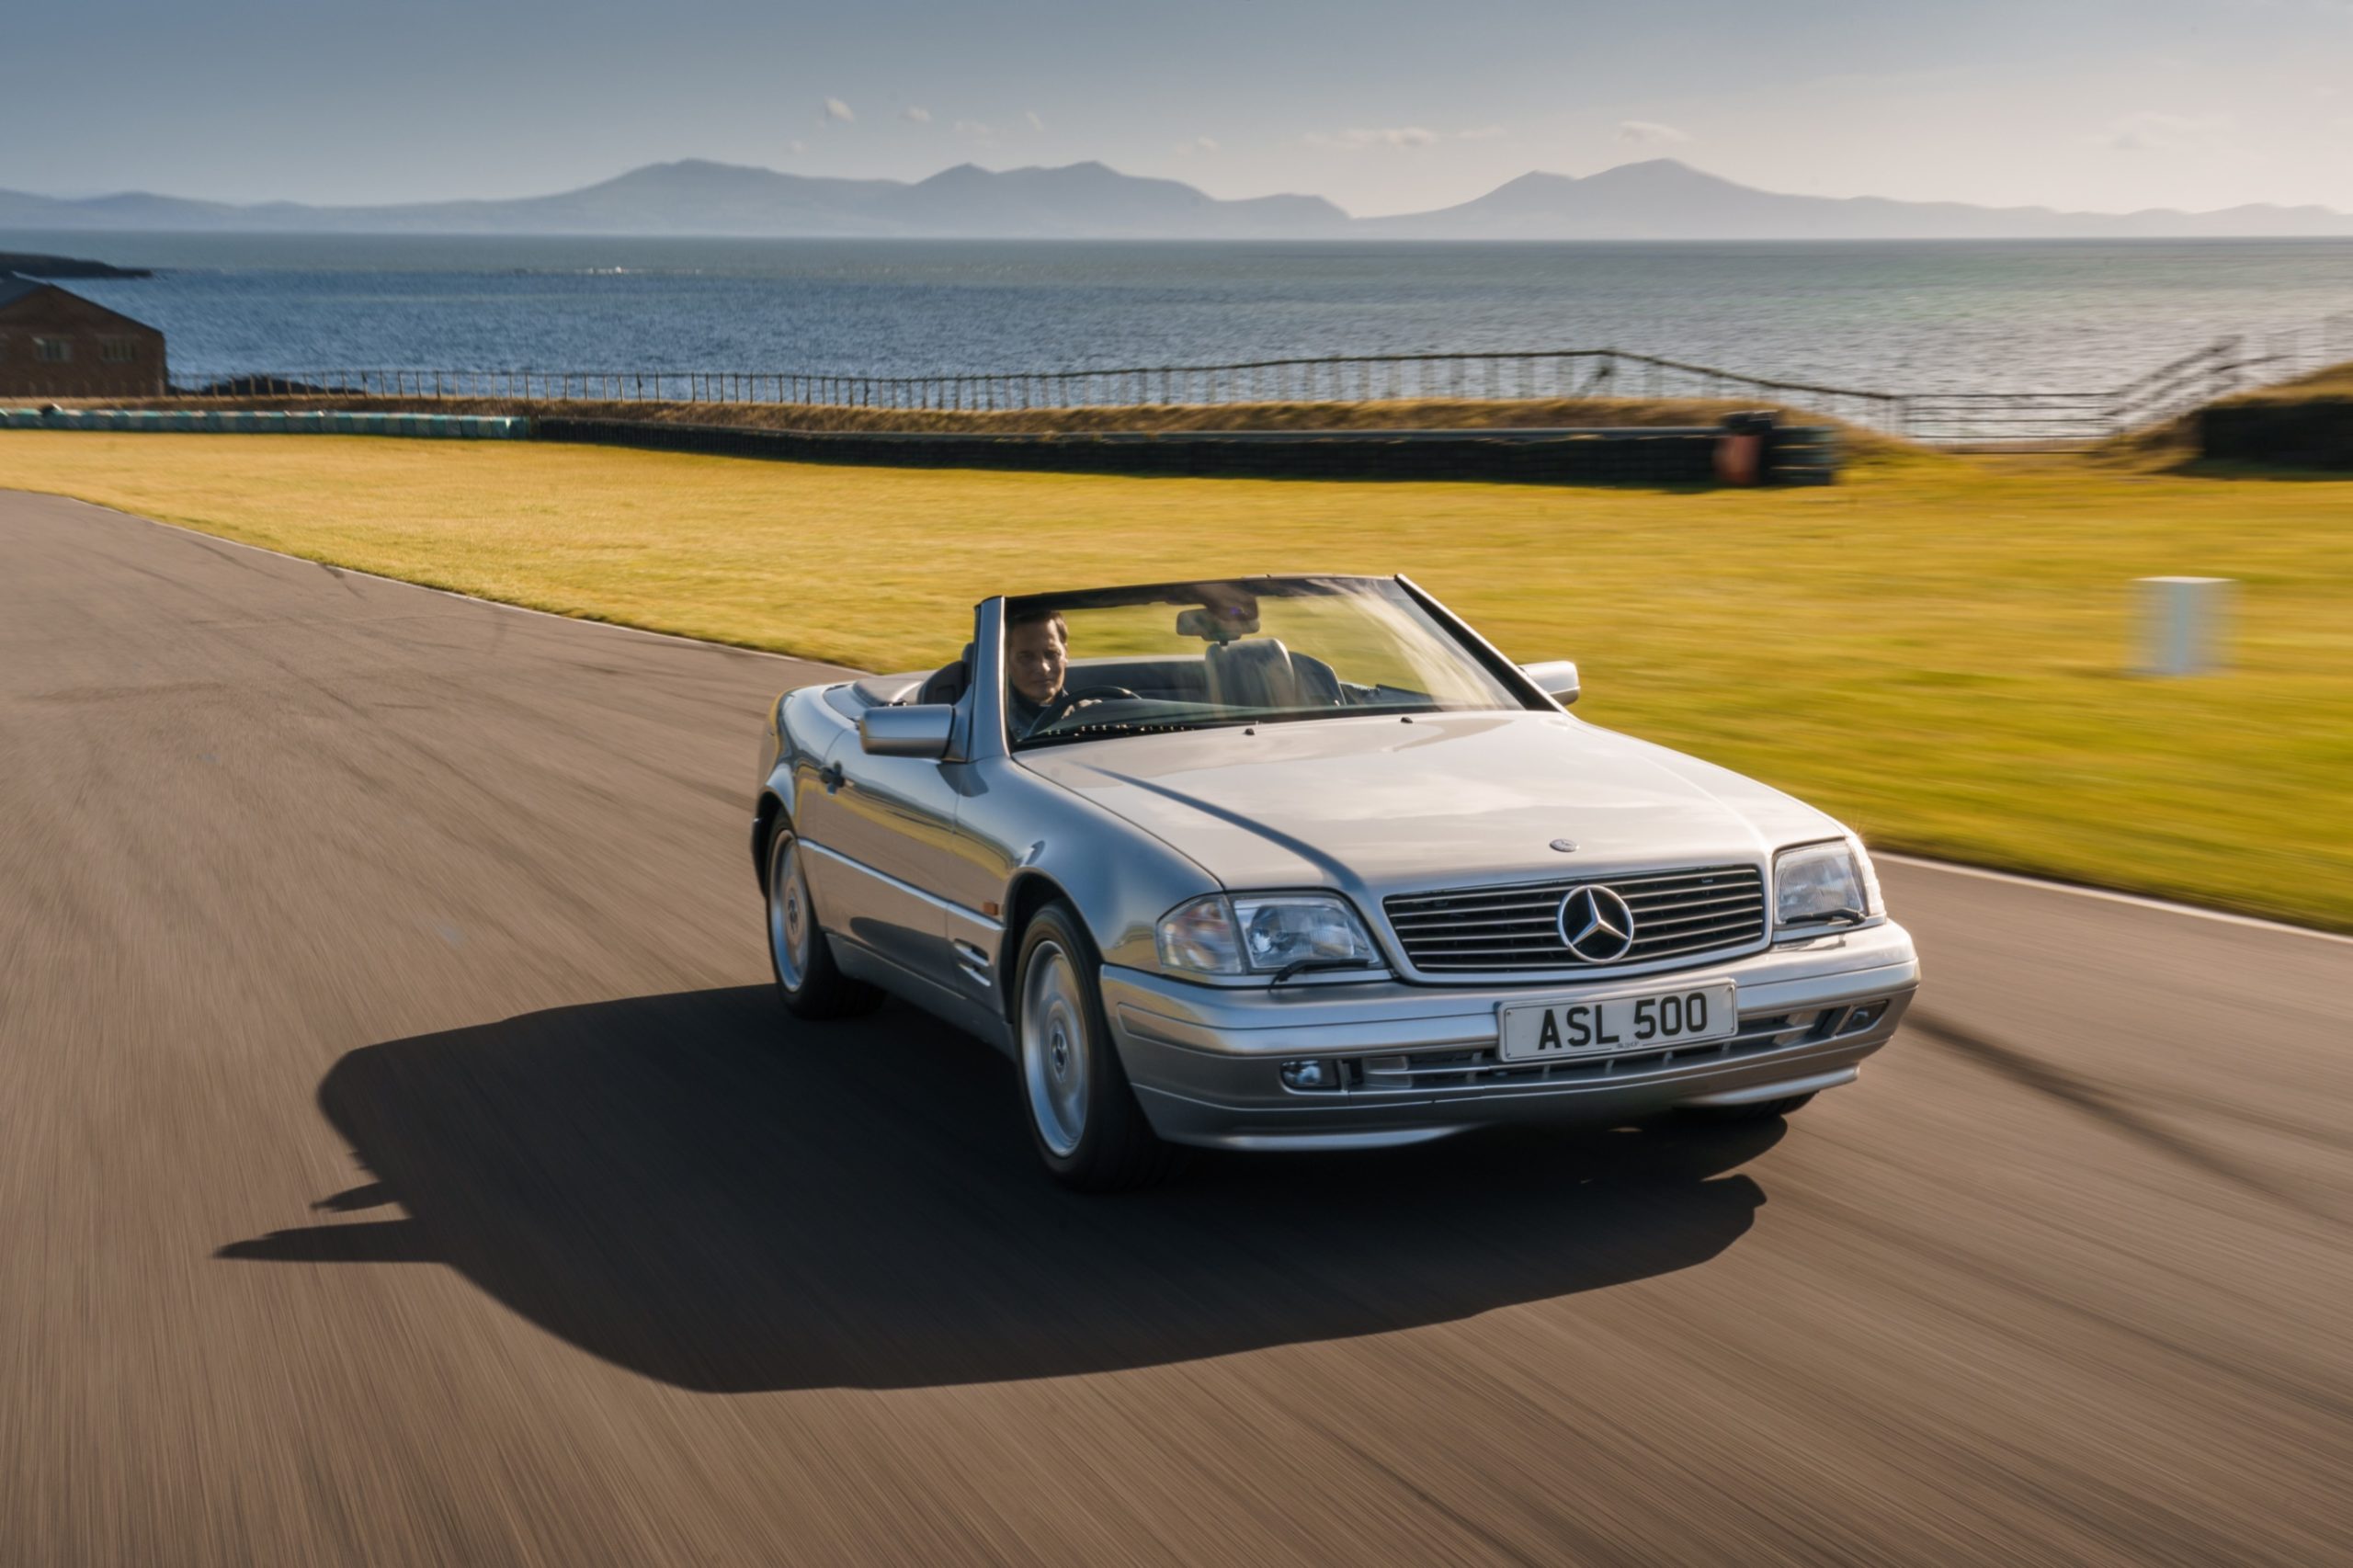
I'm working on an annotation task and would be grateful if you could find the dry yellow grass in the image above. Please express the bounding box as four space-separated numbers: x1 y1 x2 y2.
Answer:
4 428 2349 929
2218 358 2353 403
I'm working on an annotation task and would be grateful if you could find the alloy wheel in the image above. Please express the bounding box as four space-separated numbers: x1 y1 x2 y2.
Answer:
767 837 813 992
1020 939 1090 1157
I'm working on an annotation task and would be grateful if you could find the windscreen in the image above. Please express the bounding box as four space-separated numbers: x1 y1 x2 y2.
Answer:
1002 577 1529 749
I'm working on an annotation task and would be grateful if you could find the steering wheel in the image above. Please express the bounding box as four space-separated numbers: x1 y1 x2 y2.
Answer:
1032 684 1142 731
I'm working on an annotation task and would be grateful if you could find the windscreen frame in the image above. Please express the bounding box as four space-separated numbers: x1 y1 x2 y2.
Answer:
996 574 1551 751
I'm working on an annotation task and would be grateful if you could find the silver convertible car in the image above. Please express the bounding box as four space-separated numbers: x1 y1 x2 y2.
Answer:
752 575 1919 1188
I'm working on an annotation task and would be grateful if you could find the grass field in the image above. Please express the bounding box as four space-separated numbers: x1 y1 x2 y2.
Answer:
5 429 2349 930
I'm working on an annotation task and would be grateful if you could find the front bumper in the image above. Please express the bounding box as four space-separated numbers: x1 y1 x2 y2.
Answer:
1103 920 1919 1149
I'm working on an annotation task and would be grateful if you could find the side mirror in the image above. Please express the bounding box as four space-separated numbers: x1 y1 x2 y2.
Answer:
1521 660 1580 705
860 704 955 759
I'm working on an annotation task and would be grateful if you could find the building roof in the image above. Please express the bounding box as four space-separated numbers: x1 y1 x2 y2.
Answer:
0 273 163 334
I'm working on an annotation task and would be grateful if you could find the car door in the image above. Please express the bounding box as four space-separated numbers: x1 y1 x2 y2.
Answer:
793 698 967 990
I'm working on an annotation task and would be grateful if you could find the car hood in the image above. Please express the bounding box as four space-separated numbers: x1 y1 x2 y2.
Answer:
1018 711 1844 893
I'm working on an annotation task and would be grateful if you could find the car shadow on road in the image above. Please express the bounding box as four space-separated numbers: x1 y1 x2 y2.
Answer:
222 985 1781 1392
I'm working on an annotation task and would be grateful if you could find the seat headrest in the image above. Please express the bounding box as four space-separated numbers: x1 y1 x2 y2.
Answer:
916 642 977 706
1206 638 1301 710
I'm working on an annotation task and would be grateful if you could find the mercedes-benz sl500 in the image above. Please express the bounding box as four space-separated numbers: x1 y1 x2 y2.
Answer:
751 575 1919 1188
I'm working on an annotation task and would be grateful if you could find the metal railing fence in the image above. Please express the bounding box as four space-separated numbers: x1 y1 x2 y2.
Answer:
169 312 2353 445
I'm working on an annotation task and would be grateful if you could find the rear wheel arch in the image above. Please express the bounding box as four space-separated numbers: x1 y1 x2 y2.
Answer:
764 824 882 1020
753 790 787 892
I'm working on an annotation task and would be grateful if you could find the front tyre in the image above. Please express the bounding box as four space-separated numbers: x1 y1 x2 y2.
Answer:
1016 901 1180 1191
767 828 881 1020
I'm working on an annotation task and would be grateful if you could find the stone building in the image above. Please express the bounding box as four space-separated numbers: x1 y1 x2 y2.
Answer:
0 276 167 398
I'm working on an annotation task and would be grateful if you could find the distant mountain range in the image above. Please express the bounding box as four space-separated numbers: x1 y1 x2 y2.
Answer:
1357 160 2353 240
3 157 2347 241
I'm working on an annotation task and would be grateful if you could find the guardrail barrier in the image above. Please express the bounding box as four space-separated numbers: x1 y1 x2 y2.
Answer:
116 310 2350 446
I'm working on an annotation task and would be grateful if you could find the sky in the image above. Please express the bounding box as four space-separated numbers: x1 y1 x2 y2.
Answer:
3 0 2349 217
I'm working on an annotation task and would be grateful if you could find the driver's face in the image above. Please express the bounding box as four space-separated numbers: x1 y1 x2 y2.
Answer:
1006 618 1068 706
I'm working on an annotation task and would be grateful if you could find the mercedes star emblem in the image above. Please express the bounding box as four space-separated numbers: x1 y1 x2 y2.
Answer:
1548 838 1580 853
1558 884 1637 962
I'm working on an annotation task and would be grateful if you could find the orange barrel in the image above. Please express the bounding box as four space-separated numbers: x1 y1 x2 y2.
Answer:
1714 410 1776 485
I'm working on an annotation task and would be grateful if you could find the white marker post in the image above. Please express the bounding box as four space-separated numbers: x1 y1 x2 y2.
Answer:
2138 576 2232 676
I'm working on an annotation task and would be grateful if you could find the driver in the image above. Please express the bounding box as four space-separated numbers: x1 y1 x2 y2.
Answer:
1005 607 1070 738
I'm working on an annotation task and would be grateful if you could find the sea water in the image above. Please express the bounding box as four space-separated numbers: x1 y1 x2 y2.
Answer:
8 230 2349 395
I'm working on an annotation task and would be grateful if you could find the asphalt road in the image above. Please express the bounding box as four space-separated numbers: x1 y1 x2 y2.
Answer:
3 488 2347 1566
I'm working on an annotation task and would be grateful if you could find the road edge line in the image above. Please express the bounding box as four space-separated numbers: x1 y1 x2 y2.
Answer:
40 491 860 675
1881 854 2353 947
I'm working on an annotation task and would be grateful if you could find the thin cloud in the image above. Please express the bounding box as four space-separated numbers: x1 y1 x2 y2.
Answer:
1306 124 1504 151
1024 109 1046 132
1175 136 1220 155
1615 119 1692 145
821 97 855 124
2100 110 2234 151
953 119 994 141
900 106 931 124
783 139 808 155
1307 126 1439 150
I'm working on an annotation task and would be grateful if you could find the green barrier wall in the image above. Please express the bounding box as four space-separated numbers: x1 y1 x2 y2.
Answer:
0 409 530 439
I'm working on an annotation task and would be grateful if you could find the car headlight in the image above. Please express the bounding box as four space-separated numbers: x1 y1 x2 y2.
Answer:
1775 840 1871 926
1156 894 1245 974
1156 892 1382 977
1846 833 1886 918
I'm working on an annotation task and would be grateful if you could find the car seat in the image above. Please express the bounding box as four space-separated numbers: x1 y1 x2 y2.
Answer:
1205 639 1302 710
916 642 974 706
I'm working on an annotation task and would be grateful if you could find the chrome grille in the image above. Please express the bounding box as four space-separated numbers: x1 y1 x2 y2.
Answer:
1383 864 1768 973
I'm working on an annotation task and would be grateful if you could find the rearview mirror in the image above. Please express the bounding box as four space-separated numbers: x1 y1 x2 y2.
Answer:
1176 603 1261 642
1521 660 1580 705
860 704 955 758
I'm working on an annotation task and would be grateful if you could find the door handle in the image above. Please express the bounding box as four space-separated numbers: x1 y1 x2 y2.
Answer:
818 761 846 793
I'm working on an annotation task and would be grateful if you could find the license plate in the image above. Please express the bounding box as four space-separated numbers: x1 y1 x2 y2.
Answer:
1497 981 1737 1062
